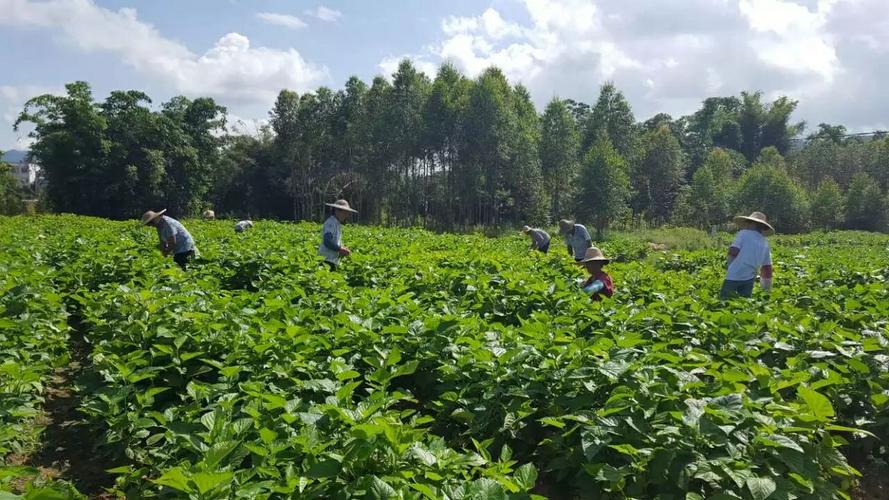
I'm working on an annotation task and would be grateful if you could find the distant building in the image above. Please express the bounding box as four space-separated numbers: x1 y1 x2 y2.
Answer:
11 161 41 189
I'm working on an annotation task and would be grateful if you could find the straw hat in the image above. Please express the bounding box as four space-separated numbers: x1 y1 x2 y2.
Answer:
733 211 774 235
325 199 358 213
574 246 611 265
558 219 575 233
202 209 215 220
141 209 166 225
521 225 532 233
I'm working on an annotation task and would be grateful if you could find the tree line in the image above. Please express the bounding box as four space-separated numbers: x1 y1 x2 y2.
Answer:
7 60 889 233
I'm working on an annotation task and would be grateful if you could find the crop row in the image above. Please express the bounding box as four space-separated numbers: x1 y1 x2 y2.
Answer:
1 216 888 499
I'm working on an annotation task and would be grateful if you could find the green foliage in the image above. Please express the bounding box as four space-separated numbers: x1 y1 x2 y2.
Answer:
583 82 639 163
845 173 886 231
635 125 685 221
540 98 580 221
810 178 845 230
2 216 888 499
576 135 632 237
0 163 24 215
733 148 810 233
12 74 889 235
673 148 738 229
15 82 225 218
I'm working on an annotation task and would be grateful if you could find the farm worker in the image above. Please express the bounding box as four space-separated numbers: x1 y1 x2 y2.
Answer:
202 209 215 220
141 209 197 271
576 247 614 301
234 220 253 233
318 199 357 270
719 211 774 299
522 225 551 253
559 219 592 261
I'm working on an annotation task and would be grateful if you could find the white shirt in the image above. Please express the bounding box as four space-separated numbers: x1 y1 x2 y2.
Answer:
726 229 772 281
234 220 253 232
317 215 342 264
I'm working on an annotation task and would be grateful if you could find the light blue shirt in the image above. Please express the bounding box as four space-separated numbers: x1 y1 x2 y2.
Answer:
726 229 771 281
157 216 195 255
565 224 592 260
318 215 342 264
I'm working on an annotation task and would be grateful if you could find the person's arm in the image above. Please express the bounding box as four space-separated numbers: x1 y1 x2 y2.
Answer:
323 232 340 251
161 235 175 256
324 231 351 256
727 246 740 269
760 265 773 291
583 280 605 294
760 249 773 291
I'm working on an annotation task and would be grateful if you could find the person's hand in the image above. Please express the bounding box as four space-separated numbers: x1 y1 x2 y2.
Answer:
338 246 351 257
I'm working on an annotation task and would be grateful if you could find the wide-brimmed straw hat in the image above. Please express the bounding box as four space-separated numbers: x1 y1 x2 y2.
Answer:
574 246 611 265
325 199 358 214
558 219 575 233
733 211 774 235
141 209 166 225
521 225 532 233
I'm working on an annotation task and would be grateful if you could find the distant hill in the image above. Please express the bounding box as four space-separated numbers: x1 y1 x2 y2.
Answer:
1 150 28 164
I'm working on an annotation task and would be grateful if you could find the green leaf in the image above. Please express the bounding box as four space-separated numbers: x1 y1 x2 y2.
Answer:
307 459 341 479
192 471 233 495
200 410 217 432
797 386 835 421
366 476 397 500
513 463 538 490
153 467 192 493
409 483 438 499
259 428 277 444
746 476 776 500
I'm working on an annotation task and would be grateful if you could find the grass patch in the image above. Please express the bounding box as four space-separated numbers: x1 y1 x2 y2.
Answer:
610 226 726 251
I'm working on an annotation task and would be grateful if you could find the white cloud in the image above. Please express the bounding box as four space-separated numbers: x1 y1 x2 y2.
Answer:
385 0 889 131
378 54 439 79
0 85 63 150
304 6 342 22
738 0 839 84
0 0 328 106
255 12 307 30
443 8 524 40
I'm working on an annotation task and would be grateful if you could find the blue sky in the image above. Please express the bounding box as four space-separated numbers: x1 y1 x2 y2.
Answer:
2 0 888 150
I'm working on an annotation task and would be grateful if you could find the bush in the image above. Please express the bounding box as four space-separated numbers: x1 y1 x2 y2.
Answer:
845 173 886 231
810 178 845 230
733 147 809 233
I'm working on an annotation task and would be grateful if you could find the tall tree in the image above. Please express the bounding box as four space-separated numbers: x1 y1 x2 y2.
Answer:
733 147 809 233
672 148 736 228
845 173 886 231
463 67 514 226
576 135 631 238
0 161 23 215
15 82 109 215
807 123 847 144
584 82 639 163
508 85 548 224
269 89 304 219
423 63 471 229
635 125 685 221
809 178 845 230
540 98 579 220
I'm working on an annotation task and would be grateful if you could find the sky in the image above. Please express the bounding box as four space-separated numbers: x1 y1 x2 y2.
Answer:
1 0 888 151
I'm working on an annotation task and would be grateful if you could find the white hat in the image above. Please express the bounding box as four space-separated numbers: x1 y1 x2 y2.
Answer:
574 246 611 265
325 199 358 213
141 209 166 225
733 211 774 235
